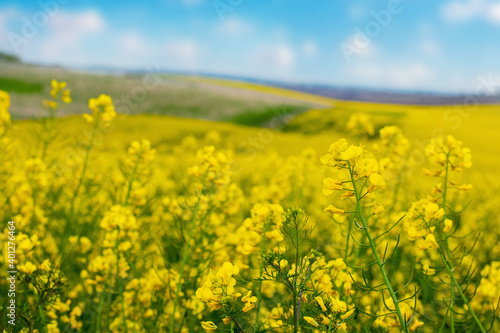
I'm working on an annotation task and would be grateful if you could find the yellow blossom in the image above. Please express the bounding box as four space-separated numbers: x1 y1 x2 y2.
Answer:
303 316 319 327
423 264 436 275
341 308 355 320
18 261 37 274
372 205 384 215
340 145 363 161
201 321 217 331
85 94 116 125
410 318 424 331
443 219 453 233
315 296 327 312
324 204 344 215
322 178 343 195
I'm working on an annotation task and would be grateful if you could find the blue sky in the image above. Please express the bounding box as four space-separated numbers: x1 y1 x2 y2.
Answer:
0 0 499 93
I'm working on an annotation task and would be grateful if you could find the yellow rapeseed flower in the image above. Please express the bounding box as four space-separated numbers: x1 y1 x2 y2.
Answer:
324 204 344 216
303 316 319 327
201 321 217 331
18 261 37 274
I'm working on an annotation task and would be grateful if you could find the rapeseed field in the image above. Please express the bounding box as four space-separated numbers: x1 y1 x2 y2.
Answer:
0 80 499 332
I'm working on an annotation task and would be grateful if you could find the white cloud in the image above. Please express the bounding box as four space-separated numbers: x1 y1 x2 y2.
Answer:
343 33 376 58
36 10 105 61
254 44 294 69
109 32 160 67
301 40 318 57
486 2 500 21
420 38 440 56
442 0 483 21
165 39 200 70
120 32 148 54
387 63 434 88
344 62 435 90
48 10 105 44
441 0 500 24
213 17 253 36
165 40 197 58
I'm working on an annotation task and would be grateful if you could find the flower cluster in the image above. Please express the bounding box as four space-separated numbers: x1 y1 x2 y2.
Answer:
196 262 241 311
472 261 500 313
373 125 409 179
346 113 375 137
0 90 11 134
126 139 156 172
44 79 72 109
196 262 257 331
321 138 384 203
303 294 354 331
230 203 284 257
403 199 445 250
119 139 157 207
82 206 138 292
84 94 116 126
424 135 472 177
50 79 72 103
188 146 231 187
405 135 474 252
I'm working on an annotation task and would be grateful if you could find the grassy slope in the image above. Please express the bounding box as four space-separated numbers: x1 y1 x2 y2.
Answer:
173 75 337 106
0 62 315 122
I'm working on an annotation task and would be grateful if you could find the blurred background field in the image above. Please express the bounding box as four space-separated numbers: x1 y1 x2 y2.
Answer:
0 57 318 122
3 55 499 175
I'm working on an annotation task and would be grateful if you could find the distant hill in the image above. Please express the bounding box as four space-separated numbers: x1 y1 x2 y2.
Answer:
271 83 500 106
180 73 500 106
134 70 500 106
9 60 500 106
0 52 21 63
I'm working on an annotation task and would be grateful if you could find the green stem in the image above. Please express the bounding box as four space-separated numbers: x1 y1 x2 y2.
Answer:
34 289 48 333
169 186 203 333
95 293 104 333
60 114 100 258
29 179 39 230
230 315 245 333
446 237 455 332
255 219 268 325
451 271 485 332
441 154 455 333
352 231 366 267
69 113 100 215
292 288 298 333
348 162 408 332
438 154 485 332
437 247 486 332
293 217 300 333
41 106 57 161
350 179 368 267
345 214 353 261
124 156 140 207
115 229 129 333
